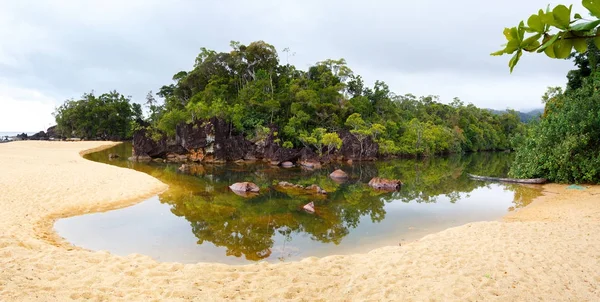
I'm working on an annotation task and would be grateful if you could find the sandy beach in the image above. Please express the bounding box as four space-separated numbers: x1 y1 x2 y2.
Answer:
0 141 599 301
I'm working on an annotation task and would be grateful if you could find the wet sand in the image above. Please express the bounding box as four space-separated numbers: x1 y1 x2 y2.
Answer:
1 141 599 301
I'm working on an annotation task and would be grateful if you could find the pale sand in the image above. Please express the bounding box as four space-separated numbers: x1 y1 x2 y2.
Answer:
1 141 599 301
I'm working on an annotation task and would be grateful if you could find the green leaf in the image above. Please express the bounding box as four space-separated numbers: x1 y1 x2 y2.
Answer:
552 5 571 29
510 27 519 41
553 38 573 59
503 28 512 40
521 34 542 48
583 0 600 19
570 20 600 31
541 10 557 27
544 43 557 58
573 38 588 53
491 49 505 56
524 40 541 52
537 34 560 52
518 21 526 41
527 14 544 33
505 39 520 54
574 13 583 19
509 50 523 73
594 36 600 49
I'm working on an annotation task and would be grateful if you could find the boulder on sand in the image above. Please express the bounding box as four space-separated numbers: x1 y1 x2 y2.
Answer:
229 182 260 193
329 169 348 179
368 177 402 191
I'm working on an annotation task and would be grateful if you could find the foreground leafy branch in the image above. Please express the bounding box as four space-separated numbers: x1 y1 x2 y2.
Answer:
493 0 600 72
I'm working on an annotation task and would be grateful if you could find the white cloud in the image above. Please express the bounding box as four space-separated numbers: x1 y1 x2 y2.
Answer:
0 83 56 132
0 0 587 130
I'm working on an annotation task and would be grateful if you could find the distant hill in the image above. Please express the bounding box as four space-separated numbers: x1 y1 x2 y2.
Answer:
487 108 543 123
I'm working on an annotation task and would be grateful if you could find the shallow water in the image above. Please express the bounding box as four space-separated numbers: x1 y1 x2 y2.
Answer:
55 143 541 264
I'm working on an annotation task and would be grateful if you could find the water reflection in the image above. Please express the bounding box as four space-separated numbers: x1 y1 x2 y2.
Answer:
60 144 543 263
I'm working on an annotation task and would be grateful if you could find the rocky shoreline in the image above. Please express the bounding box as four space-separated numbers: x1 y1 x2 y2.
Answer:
130 118 379 166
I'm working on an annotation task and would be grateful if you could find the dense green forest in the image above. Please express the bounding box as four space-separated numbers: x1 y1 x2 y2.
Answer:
138 40 524 157
53 91 142 140
497 1 600 183
53 41 528 158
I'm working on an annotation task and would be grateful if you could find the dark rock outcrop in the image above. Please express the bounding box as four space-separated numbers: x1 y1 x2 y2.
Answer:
262 125 302 162
29 131 48 140
339 130 378 161
46 125 59 139
131 118 382 163
131 126 184 160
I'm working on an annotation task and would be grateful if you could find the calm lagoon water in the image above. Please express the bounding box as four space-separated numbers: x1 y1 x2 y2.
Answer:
54 143 541 264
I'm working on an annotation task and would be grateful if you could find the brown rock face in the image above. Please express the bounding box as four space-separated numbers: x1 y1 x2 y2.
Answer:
338 130 378 161
229 182 260 193
368 177 402 191
330 169 349 179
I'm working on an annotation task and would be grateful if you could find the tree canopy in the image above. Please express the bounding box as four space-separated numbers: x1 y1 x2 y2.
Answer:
146 40 525 157
54 91 142 140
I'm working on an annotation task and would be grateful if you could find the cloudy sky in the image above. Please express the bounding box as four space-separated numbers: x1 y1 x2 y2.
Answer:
0 0 582 131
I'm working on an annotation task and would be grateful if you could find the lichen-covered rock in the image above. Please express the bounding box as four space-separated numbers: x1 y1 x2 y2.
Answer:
330 169 348 179
368 177 402 191
229 182 260 193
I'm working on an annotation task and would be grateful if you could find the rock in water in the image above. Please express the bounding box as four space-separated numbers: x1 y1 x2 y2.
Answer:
108 153 119 159
229 182 260 193
281 161 294 168
303 202 315 213
368 177 402 191
305 184 327 195
278 181 296 188
330 169 348 179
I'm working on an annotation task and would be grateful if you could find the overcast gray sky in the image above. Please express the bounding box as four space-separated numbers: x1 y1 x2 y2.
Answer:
0 0 581 131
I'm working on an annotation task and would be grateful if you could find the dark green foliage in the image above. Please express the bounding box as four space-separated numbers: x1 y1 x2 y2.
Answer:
149 40 525 157
54 91 142 140
510 74 600 183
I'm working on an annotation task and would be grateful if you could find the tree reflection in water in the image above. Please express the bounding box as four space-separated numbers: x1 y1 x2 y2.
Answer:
86 144 542 261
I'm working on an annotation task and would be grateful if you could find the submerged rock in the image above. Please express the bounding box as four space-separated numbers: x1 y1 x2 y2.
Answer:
368 177 402 191
108 153 120 159
128 155 152 162
305 184 327 195
278 181 296 188
303 202 315 213
277 182 327 195
330 169 348 179
300 161 321 169
229 182 260 193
